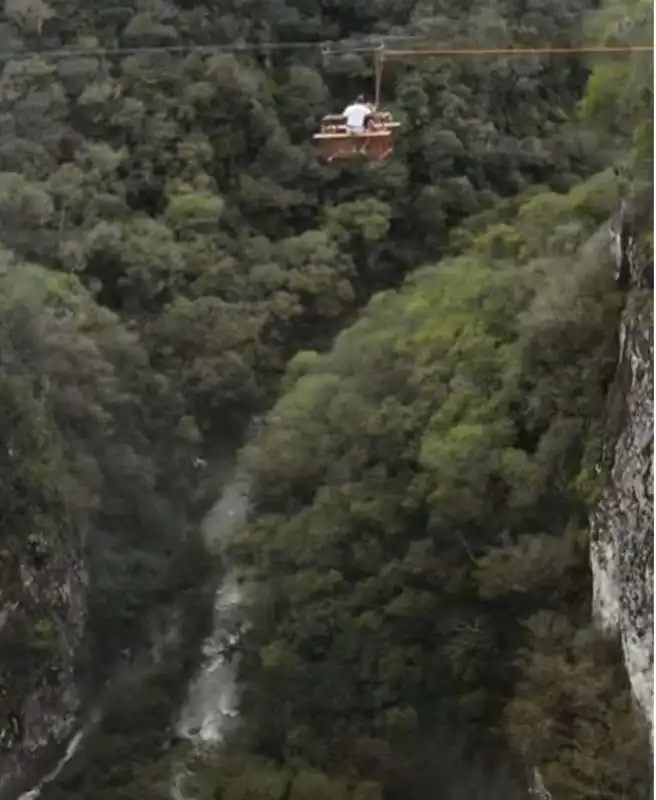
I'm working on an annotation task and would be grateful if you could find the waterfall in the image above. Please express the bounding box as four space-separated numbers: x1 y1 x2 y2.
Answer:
176 468 250 744
175 572 242 743
165 456 252 800
169 463 251 800
12 450 252 800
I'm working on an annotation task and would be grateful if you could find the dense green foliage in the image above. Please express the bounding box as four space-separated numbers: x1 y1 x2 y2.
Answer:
0 0 651 796
219 170 651 800
0 0 610 438
0 255 209 658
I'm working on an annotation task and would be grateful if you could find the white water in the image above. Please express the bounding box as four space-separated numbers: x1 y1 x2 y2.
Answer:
169 467 251 800
176 469 250 744
14 461 250 800
17 707 101 800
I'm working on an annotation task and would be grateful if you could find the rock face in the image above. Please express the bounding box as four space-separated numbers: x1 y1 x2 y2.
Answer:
0 531 86 800
590 189 654 729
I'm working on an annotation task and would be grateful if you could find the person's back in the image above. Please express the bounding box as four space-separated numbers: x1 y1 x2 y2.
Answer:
342 98 372 132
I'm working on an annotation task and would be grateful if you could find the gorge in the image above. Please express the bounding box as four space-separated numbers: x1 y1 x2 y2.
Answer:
0 0 652 797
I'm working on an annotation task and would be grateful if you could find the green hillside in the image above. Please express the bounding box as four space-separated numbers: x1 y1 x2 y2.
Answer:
0 0 651 796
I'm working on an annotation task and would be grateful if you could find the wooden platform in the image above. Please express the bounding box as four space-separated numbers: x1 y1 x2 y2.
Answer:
313 115 400 161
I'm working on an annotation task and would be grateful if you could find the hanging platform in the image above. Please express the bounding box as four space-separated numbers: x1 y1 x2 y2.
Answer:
313 111 401 162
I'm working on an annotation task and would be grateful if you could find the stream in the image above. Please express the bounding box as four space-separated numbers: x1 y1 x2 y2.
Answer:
14 450 251 800
175 468 250 744
169 465 251 800
17 710 101 800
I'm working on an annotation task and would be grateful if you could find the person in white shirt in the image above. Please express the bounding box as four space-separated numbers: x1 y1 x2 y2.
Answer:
342 95 374 133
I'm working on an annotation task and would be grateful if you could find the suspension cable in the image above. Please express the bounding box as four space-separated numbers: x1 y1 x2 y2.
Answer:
0 40 648 64
0 36 415 63
384 45 653 57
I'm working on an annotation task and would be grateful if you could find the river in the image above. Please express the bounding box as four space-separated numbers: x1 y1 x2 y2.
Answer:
14 451 251 800
175 468 250 744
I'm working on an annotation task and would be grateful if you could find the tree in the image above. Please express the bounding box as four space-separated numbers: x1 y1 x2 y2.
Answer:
225 169 648 799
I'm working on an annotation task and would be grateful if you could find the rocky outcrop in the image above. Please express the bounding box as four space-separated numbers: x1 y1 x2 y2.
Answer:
590 186 654 728
0 531 86 800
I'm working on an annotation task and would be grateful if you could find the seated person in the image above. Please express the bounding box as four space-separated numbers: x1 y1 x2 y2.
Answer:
342 95 374 133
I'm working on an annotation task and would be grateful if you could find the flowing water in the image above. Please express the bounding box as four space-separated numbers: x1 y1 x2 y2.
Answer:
12 447 252 800
17 707 102 800
175 469 250 744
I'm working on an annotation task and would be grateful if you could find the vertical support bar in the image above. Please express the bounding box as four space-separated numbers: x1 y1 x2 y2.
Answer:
374 43 385 108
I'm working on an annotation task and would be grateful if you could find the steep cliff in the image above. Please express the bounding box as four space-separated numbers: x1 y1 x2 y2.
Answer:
0 531 86 800
0 254 211 800
591 185 654 728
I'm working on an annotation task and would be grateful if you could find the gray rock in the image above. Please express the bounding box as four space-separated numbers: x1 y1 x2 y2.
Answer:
0 530 86 800
590 192 653 729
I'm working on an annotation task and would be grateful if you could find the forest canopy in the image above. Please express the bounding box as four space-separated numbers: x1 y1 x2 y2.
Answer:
222 167 651 800
0 0 651 797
